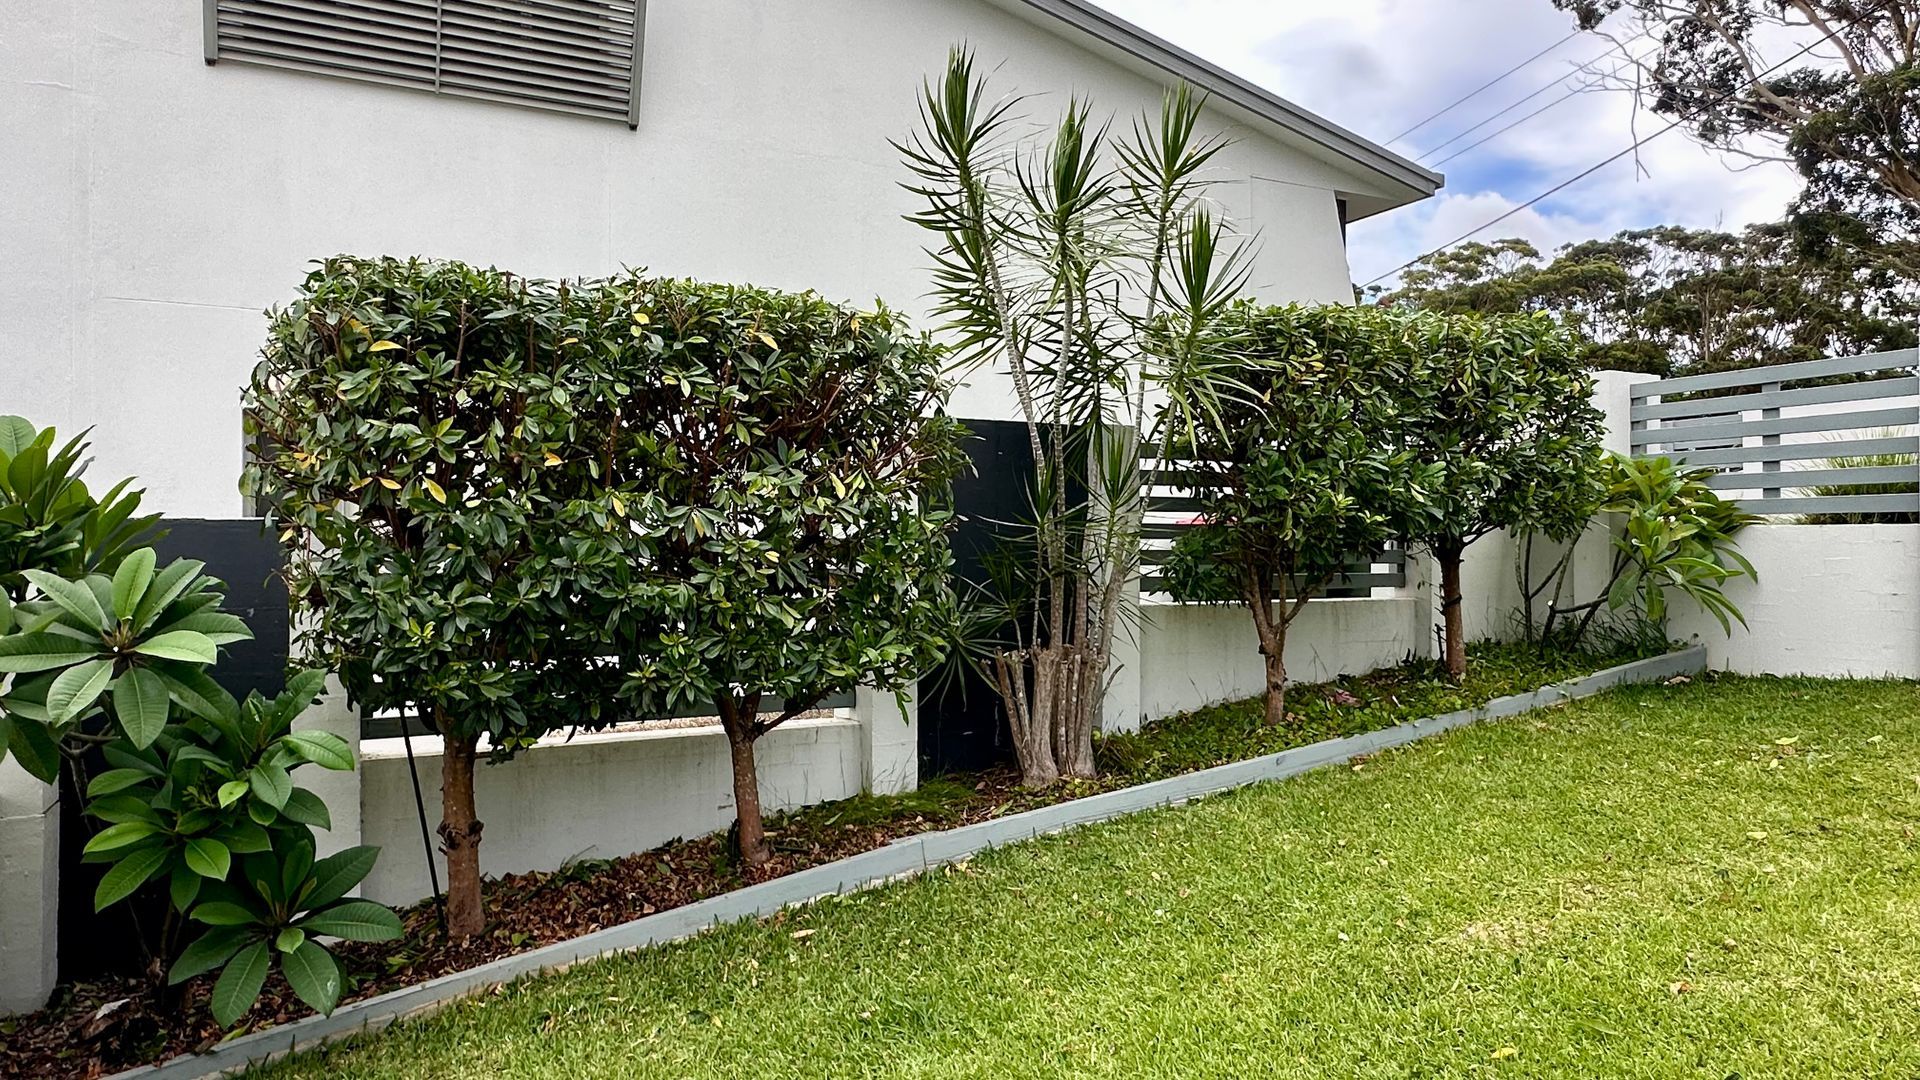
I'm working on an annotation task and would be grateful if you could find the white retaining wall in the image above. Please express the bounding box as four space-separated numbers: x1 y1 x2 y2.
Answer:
0 761 58 1014
1131 596 1429 724
1668 523 1920 678
357 716 869 907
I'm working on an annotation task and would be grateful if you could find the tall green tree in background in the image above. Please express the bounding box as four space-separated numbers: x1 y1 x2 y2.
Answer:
1549 0 1920 267
1376 224 1918 376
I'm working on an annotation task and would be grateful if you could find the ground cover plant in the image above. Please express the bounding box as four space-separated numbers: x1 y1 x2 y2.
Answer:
0 642 1648 1078
252 673 1920 1079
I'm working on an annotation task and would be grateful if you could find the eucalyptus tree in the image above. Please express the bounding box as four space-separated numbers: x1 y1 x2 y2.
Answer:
897 48 1251 786
1550 0 1920 263
1160 305 1429 725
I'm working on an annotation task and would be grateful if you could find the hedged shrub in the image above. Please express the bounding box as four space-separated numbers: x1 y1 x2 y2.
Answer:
245 258 960 909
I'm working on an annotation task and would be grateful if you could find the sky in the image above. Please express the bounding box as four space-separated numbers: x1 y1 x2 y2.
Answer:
1098 0 1806 289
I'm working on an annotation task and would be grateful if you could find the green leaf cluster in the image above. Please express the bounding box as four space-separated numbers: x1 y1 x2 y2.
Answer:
0 416 160 601
241 257 963 745
1160 304 1429 608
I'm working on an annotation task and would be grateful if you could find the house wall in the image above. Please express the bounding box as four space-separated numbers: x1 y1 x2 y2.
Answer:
3 0 1383 519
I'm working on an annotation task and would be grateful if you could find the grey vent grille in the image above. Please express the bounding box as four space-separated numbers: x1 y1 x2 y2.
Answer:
205 0 645 127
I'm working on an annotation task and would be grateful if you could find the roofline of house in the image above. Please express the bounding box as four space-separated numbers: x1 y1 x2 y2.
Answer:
1005 0 1445 201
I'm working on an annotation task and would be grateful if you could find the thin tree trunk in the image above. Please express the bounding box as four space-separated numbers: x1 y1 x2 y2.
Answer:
437 724 485 938
725 725 769 867
1262 650 1289 727
1244 560 1292 727
1439 542 1467 682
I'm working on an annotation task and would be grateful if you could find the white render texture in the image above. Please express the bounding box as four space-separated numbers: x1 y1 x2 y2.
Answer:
356 717 865 906
1668 523 1920 678
0 759 58 1014
1 0 1414 519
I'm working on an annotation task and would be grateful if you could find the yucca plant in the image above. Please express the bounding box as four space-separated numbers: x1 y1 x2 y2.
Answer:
897 48 1253 785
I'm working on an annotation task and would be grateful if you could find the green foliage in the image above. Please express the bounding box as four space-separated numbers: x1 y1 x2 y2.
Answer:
898 47 1254 783
169 836 400 1026
244 256 961 869
1158 304 1434 719
588 277 963 724
1161 304 1424 602
1391 310 1606 553
0 549 244 782
1554 1 1920 262
242 257 628 751
1375 223 1919 378
1796 440 1918 525
1600 455 1759 633
0 416 161 600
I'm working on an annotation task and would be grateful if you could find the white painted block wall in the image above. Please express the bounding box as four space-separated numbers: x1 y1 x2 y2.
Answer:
0 761 58 1014
1668 524 1920 678
358 717 866 907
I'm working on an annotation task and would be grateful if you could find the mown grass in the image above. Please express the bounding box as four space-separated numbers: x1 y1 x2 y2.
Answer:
257 674 1920 1078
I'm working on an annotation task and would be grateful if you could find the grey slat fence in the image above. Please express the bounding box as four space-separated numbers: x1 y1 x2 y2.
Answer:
1629 348 1920 517
1138 463 1408 599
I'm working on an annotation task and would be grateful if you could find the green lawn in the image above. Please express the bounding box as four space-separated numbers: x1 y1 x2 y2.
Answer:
262 675 1920 1078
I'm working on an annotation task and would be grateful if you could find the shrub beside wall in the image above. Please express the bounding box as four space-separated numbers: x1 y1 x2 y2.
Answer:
244 258 962 909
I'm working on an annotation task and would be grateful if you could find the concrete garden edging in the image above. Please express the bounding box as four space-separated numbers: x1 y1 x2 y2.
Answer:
113 645 1706 1079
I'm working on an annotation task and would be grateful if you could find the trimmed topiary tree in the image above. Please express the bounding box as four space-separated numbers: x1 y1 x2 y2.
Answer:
1160 304 1430 726
1390 310 1606 680
243 257 630 938
588 274 963 867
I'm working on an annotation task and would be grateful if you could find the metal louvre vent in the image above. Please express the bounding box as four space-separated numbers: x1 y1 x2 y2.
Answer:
205 0 645 127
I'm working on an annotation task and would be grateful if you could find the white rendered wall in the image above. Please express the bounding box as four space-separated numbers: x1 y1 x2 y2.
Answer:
1132 596 1429 724
1667 524 1920 678
1 0 1395 519
358 717 865 907
0 760 58 1014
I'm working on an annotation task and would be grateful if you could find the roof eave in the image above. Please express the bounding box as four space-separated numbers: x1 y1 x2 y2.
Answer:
994 0 1444 204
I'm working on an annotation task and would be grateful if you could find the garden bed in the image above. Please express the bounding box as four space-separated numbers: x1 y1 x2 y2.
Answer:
1 641 1664 1080
258 673 1920 1079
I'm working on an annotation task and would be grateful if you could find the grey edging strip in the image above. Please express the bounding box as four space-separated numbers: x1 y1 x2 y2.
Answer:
114 645 1705 1080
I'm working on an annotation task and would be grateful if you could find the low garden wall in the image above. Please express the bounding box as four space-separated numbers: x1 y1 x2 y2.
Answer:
1669 523 1920 678
1126 596 1429 726
357 716 872 906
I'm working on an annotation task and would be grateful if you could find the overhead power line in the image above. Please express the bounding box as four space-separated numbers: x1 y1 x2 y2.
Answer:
1417 31 1654 163
1386 28 1583 145
1429 44 1658 169
1361 16 1870 290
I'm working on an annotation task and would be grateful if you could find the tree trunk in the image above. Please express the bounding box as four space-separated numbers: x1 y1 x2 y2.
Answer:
1057 645 1099 780
1262 649 1289 727
1439 542 1467 682
994 647 1061 788
437 726 485 939
726 725 769 867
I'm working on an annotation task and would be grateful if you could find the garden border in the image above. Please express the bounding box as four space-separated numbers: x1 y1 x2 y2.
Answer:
114 645 1706 1079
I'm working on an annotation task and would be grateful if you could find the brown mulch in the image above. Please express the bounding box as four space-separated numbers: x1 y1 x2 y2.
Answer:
0 766 1108 1080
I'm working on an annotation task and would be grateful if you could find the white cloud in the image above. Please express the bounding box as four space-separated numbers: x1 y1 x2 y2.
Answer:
1097 0 1806 286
